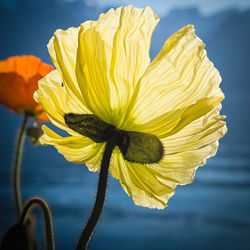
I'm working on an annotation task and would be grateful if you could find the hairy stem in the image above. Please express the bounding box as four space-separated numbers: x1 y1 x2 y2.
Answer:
19 196 55 250
76 140 115 250
13 113 29 217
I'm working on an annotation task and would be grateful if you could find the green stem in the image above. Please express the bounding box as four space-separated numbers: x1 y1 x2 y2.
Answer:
76 140 116 250
19 196 55 250
13 112 30 217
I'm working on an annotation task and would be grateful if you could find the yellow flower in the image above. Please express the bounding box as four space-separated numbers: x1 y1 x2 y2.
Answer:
34 5 227 209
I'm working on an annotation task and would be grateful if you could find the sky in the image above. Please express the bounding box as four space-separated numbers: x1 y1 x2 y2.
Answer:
1 0 250 16
84 0 250 16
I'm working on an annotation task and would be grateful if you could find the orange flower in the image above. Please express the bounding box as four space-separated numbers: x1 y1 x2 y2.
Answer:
0 55 53 121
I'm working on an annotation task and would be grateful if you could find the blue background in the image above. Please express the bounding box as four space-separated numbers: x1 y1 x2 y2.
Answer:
0 0 250 249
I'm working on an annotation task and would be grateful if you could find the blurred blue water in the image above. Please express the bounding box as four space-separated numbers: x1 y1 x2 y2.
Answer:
0 1 250 250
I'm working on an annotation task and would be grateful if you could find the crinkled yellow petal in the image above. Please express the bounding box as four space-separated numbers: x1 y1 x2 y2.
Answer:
107 102 226 209
161 141 219 170
34 70 86 135
137 96 223 138
161 104 227 155
109 151 174 209
146 141 219 191
48 27 87 108
108 140 221 209
129 25 223 126
144 107 227 207
40 125 105 166
76 6 159 128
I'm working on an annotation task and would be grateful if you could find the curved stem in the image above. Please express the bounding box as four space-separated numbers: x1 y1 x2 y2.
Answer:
13 112 29 217
19 196 55 250
76 140 115 250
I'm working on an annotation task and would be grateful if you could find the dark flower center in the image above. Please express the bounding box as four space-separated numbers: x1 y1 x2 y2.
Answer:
64 113 163 164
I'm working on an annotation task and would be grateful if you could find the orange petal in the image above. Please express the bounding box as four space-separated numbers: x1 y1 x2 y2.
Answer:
0 72 28 113
34 104 49 121
0 55 53 82
0 55 53 120
25 74 50 121
26 74 42 108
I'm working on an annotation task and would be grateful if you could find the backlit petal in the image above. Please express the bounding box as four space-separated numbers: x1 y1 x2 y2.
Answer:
108 102 227 208
109 151 174 209
34 70 87 135
40 125 104 165
76 6 159 127
148 107 227 200
109 140 223 209
146 141 219 196
159 141 219 175
48 27 84 106
161 104 227 155
129 25 223 126
138 96 223 138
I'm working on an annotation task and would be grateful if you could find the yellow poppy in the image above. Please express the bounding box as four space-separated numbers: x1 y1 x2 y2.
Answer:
34 6 227 209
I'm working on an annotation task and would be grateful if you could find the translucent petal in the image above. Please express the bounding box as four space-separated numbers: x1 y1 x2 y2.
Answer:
129 25 223 125
161 104 227 155
160 141 220 170
34 70 87 135
145 141 220 200
76 6 159 128
137 96 223 138
152 107 227 190
40 125 104 165
109 152 175 209
109 139 222 209
48 27 84 106
107 105 226 209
